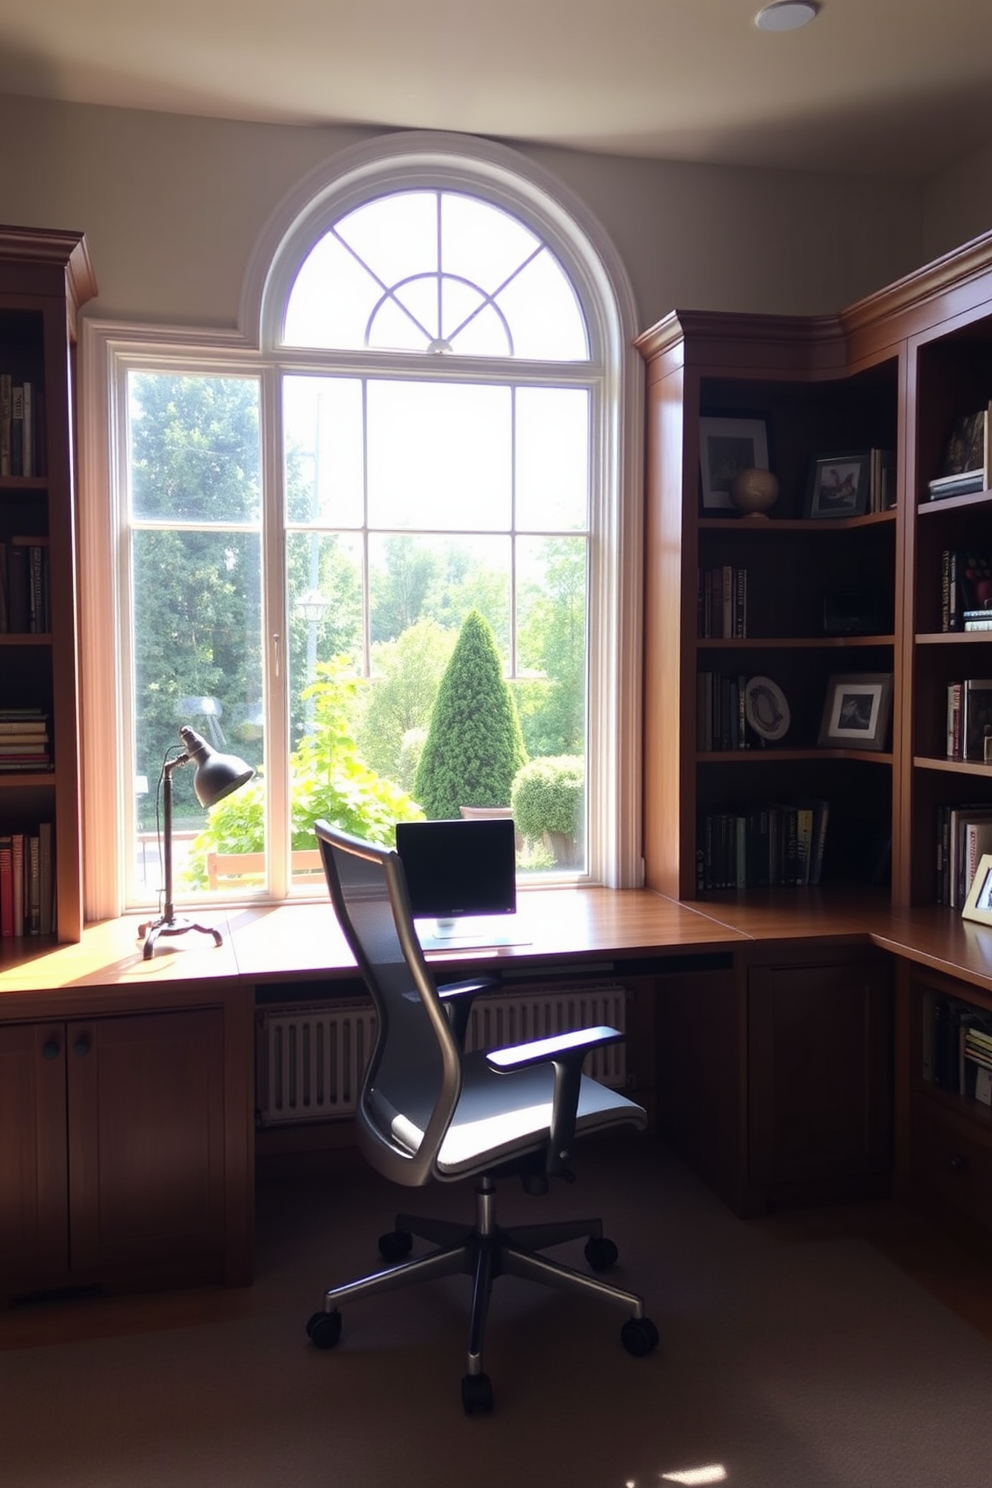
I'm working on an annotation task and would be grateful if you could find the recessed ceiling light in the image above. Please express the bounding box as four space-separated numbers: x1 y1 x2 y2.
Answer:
755 1 820 31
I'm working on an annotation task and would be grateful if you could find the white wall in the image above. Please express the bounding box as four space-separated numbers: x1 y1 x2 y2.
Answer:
921 137 992 264
0 94 924 333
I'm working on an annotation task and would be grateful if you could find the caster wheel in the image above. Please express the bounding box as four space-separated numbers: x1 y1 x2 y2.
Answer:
306 1310 343 1349
621 1316 659 1357
461 1372 494 1415
378 1229 413 1263
584 1236 619 1271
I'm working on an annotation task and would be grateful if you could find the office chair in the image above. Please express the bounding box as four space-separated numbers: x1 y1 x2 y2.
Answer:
308 819 659 1414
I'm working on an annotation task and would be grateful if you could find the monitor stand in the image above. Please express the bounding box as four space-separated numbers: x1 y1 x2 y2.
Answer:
415 915 529 951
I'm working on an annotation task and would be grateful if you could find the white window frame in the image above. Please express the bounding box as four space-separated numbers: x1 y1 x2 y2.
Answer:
78 132 644 920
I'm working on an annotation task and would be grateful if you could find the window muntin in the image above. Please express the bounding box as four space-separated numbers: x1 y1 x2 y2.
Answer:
282 190 588 361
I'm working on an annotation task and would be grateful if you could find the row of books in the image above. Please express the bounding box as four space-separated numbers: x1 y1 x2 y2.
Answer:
696 799 829 891
0 709 51 773
939 549 991 631
0 537 50 633
698 671 751 752
926 404 992 502
934 803 992 908
697 565 747 639
945 679 992 762
0 823 54 937
922 991 992 1105
0 375 40 478
866 446 897 513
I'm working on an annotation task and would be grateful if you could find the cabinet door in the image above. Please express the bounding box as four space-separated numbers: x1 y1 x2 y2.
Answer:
67 1009 226 1274
748 958 892 1187
0 1022 68 1285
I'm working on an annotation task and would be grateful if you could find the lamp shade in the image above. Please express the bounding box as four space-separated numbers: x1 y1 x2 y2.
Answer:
178 725 255 808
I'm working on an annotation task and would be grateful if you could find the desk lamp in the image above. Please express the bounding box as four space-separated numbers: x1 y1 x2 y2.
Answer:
142 725 254 959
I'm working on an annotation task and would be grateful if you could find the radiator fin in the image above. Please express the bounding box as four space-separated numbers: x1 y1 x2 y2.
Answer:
256 985 628 1127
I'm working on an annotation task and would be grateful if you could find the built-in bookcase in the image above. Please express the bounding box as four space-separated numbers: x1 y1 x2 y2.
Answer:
0 228 96 953
636 310 900 901
637 231 992 914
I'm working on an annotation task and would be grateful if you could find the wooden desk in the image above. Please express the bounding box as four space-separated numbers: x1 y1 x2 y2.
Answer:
4 886 992 1298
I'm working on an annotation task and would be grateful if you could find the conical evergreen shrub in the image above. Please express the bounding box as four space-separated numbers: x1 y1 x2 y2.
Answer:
414 610 527 819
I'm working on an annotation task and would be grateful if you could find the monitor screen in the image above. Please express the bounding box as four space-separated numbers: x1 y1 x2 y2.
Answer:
394 817 517 923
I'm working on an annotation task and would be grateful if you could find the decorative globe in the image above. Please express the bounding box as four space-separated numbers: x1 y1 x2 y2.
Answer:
730 466 779 516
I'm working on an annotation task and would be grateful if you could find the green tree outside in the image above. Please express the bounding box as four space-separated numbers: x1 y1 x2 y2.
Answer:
414 610 527 819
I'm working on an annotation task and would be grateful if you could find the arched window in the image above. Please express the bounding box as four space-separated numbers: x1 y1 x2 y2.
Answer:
79 134 643 918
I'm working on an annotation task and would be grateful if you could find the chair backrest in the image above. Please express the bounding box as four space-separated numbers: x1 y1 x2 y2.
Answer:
313 819 462 1187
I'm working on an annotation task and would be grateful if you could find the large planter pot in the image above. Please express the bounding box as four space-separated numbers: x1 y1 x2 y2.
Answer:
543 830 582 868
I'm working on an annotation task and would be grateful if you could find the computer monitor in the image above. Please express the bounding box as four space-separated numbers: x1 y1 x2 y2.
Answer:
394 817 517 938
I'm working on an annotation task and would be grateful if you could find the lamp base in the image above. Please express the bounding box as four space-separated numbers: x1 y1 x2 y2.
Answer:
140 914 224 960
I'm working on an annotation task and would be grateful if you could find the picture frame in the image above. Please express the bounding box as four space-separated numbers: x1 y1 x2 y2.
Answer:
818 672 893 751
806 452 870 519
962 851 992 924
699 416 769 511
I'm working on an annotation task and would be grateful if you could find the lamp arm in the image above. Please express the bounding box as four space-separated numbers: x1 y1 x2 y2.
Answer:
159 750 190 923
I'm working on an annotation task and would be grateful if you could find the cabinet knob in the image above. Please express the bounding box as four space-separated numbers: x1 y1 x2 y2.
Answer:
72 1034 92 1058
948 1152 969 1175
41 1038 61 1061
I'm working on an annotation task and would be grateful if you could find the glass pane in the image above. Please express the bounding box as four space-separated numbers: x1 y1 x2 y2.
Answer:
367 533 511 653
515 387 590 531
442 280 511 356
283 233 383 350
336 192 439 301
514 534 588 872
284 376 365 527
128 372 261 522
132 528 264 899
286 530 365 747
441 193 541 293
496 251 588 361
367 381 511 530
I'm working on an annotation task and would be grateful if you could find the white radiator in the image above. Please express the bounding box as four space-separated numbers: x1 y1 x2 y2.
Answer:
256 985 629 1126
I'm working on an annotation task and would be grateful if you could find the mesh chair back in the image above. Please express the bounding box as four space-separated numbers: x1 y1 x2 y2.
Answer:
314 820 462 1186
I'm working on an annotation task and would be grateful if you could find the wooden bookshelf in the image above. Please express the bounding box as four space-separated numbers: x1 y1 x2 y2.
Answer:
0 227 97 948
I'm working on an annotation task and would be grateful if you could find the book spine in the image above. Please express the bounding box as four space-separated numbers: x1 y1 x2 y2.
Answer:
734 566 747 638
38 821 53 936
947 682 962 758
11 832 23 936
10 382 23 476
27 833 40 934
0 834 12 936
22 381 32 478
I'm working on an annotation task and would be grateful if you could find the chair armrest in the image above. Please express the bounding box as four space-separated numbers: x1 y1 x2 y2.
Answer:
487 1025 624 1175
405 974 501 1046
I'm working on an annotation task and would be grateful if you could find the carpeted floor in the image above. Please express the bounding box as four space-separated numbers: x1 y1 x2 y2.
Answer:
3 1139 992 1488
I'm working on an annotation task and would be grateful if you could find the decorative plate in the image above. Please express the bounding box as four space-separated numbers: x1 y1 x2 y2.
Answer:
745 676 790 742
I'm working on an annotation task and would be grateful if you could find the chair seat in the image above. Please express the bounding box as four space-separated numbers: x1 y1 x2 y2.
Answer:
435 1050 646 1177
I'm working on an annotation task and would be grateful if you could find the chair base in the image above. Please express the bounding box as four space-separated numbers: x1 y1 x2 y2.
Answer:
312 1174 656 1412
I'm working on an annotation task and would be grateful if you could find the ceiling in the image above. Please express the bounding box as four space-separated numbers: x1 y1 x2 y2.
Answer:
1 0 991 180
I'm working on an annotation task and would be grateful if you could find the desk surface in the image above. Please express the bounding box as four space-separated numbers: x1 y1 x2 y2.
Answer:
3 885 992 1004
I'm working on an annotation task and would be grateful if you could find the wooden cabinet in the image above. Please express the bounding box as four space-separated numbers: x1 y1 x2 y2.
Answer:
655 946 892 1216
908 967 992 1255
0 228 97 951
0 1007 229 1299
748 951 892 1201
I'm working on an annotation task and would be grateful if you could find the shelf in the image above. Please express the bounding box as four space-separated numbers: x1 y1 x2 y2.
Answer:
0 634 52 646
917 1079 992 1132
699 510 897 533
913 755 992 776
917 488 992 517
916 631 992 645
698 635 895 650
0 772 54 788
698 748 893 765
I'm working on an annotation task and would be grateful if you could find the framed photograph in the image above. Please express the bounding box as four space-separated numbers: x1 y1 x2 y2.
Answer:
699 416 769 511
962 852 992 924
818 672 893 751
806 452 870 519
